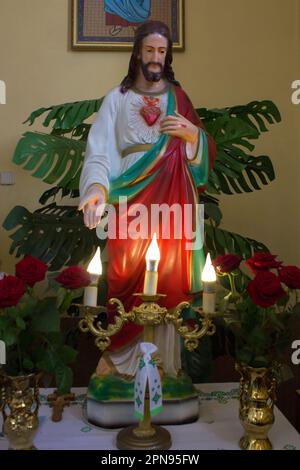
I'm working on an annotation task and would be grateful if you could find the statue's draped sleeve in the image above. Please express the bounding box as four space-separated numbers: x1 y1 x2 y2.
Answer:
175 86 216 190
79 89 120 201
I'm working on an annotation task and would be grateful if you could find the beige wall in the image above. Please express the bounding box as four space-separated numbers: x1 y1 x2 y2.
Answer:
0 0 299 273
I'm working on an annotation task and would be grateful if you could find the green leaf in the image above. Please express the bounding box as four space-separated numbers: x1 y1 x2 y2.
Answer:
181 336 213 383
2 204 104 270
57 345 77 365
47 332 65 346
235 346 253 365
23 357 34 371
206 115 258 146
36 349 58 374
15 317 26 330
251 356 271 368
55 365 73 394
0 316 10 331
1 328 17 346
13 132 85 189
31 298 60 333
291 302 300 317
276 294 289 307
58 289 73 313
204 202 222 226
24 98 103 131
54 286 68 308
197 100 281 135
205 224 269 260
209 153 275 196
248 327 267 345
24 106 52 126
39 186 79 205
196 101 279 196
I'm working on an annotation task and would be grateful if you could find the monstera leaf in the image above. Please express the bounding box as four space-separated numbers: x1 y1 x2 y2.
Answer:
204 115 275 195
208 153 275 195
205 224 268 259
13 132 85 189
24 98 103 131
198 100 279 195
3 205 103 270
197 100 281 134
38 187 79 205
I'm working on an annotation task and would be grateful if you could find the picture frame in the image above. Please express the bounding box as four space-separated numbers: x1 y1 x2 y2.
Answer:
71 0 185 51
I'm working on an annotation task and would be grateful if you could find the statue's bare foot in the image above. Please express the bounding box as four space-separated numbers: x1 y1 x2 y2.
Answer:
96 355 115 376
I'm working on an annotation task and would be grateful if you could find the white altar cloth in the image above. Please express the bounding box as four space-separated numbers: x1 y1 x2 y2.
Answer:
1 383 299 450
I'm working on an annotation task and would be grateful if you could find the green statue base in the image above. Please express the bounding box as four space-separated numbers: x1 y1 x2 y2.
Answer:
84 372 199 428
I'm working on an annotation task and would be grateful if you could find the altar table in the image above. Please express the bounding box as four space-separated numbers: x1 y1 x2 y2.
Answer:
1 383 299 450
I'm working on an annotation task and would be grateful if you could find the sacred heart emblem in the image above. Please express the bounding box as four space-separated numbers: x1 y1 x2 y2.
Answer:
140 96 161 127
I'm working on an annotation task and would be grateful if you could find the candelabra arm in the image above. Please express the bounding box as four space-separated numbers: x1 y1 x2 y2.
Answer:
165 302 216 351
79 298 135 351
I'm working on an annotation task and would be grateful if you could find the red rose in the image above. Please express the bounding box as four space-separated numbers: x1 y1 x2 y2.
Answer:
15 256 48 287
278 266 300 289
55 266 91 289
246 252 282 273
247 271 285 308
0 275 25 307
212 254 242 274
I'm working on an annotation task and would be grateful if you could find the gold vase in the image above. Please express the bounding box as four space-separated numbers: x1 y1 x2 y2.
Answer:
0 373 40 450
236 363 276 450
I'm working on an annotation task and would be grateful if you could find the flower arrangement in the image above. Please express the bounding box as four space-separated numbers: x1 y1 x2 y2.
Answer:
213 253 300 367
0 256 91 393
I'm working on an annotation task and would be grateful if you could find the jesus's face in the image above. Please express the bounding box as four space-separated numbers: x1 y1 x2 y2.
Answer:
139 33 168 82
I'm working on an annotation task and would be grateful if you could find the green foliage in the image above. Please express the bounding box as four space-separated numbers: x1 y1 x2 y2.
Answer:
3 204 103 271
219 273 298 368
0 256 84 392
181 336 213 383
197 100 281 134
232 300 294 368
198 101 279 195
0 288 78 392
291 302 300 316
24 98 103 131
13 132 86 189
3 96 281 269
205 224 268 260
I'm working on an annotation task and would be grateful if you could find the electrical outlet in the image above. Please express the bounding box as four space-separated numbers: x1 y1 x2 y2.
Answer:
0 171 15 185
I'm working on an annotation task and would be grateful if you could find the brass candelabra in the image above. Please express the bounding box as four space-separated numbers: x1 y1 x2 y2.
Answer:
79 293 217 450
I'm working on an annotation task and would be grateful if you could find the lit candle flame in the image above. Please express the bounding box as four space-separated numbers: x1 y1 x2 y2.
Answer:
87 247 102 276
201 253 216 282
146 233 160 262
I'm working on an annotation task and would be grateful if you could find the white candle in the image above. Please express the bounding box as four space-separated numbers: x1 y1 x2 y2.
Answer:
84 247 102 307
143 233 160 296
201 253 217 314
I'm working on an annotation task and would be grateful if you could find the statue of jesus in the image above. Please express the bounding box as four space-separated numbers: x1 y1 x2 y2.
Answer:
79 21 216 380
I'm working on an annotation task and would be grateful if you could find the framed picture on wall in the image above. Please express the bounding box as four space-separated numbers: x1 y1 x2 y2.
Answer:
71 0 185 51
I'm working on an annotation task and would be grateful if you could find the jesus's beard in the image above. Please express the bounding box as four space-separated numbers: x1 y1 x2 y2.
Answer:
141 61 164 82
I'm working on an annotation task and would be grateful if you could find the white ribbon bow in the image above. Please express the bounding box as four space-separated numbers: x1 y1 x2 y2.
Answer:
134 342 163 420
